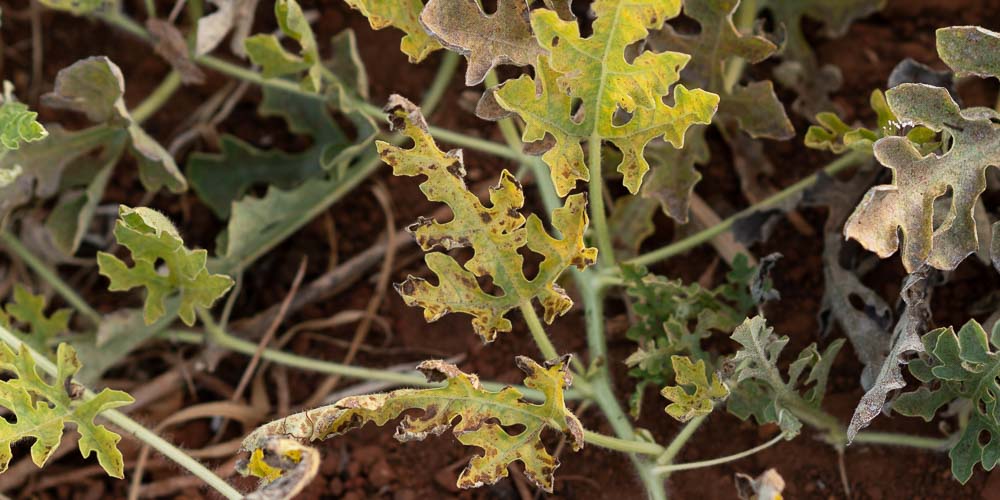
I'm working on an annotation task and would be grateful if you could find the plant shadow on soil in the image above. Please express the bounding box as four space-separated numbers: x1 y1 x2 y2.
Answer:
4 0 1000 498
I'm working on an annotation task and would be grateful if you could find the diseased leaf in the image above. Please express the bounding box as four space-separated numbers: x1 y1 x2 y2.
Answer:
0 340 133 478
759 0 885 118
637 128 710 223
888 58 958 99
804 172 893 390
382 96 596 341
146 19 205 85
609 194 658 257
2 285 72 354
491 1 719 196
895 320 1000 483
196 0 260 57
420 0 544 86
727 315 844 437
245 0 322 92
846 267 933 441
237 437 320 499
97 206 234 326
344 0 442 62
845 84 1000 272
241 356 583 492
661 356 729 421
735 468 786 500
937 26 1000 80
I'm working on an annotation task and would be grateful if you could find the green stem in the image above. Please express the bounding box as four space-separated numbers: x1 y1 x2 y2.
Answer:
583 429 664 456
588 134 616 267
518 302 560 361
142 0 156 18
629 149 868 267
652 432 785 475
0 325 242 500
0 230 102 326
657 414 707 465
131 70 182 125
852 431 952 450
721 0 758 93
422 51 460 116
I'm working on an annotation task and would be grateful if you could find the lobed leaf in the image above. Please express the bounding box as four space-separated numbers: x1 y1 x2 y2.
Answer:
0 341 133 477
1 285 72 354
344 0 442 63
895 320 1000 483
845 84 1000 272
937 26 1000 80
0 82 47 152
241 356 583 492
727 316 844 437
420 0 543 86
245 0 322 92
661 356 729 421
491 1 719 197
238 436 320 499
381 96 596 342
97 206 234 326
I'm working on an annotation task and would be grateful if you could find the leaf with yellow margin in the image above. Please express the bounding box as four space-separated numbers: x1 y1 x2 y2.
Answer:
0 340 133 478
240 356 583 492
380 96 596 342
661 355 729 421
345 0 442 62
491 1 719 197
238 436 320 499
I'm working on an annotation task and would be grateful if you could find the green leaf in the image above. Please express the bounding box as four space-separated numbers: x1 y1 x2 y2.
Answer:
2 285 72 353
937 26 1000 80
0 82 47 152
727 315 844 437
241 356 583 492
661 356 729 421
245 0 323 92
492 1 719 196
187 57 376 219
0 341 133 477
97 206 234 326
420 0 543 86
382 96 597 342
845 83 1000 272
895 320 1000 483
344 0 442 63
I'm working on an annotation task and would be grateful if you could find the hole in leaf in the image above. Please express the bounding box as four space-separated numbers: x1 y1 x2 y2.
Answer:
978 428 991 446
570 97 585 125
612 106 634 127
848 293 867 312
479 0 498 14
932 187 953 232
518 245 545 281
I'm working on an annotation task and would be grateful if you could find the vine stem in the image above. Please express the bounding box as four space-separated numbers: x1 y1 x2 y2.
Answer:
652 432 785 475
130 70 182 124
657 414 707 465
588 134 616 267
421 51 460 116
852 431 952 450
628 149 868 267
518 302 560 361
0 325 242 500
584 429 664 456
0 230 102 326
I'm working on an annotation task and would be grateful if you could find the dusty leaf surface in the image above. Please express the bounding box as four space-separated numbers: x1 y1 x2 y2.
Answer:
345 0 441 62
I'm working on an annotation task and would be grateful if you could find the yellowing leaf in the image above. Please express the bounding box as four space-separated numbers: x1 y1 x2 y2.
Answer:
420 0 544 86
97 206 234 326
241 356 583 492
661 356 729 421
845 84 1000 272
238 437 319 498
0 341 133 478
381 96 596 341
493 1 719 196
345 0 442 62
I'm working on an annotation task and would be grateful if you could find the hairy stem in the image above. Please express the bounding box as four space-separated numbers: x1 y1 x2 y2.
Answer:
0 230 103 326
583 429 664 456
657 414 707 465
130 70 182 124
629 149 868 267
852 431 953 450
652 432 785 475
588 134 616 267
0 325 242 500
517 302 560 361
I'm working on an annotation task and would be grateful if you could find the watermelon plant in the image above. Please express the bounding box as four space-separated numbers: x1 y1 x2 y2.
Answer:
1 0 999 498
